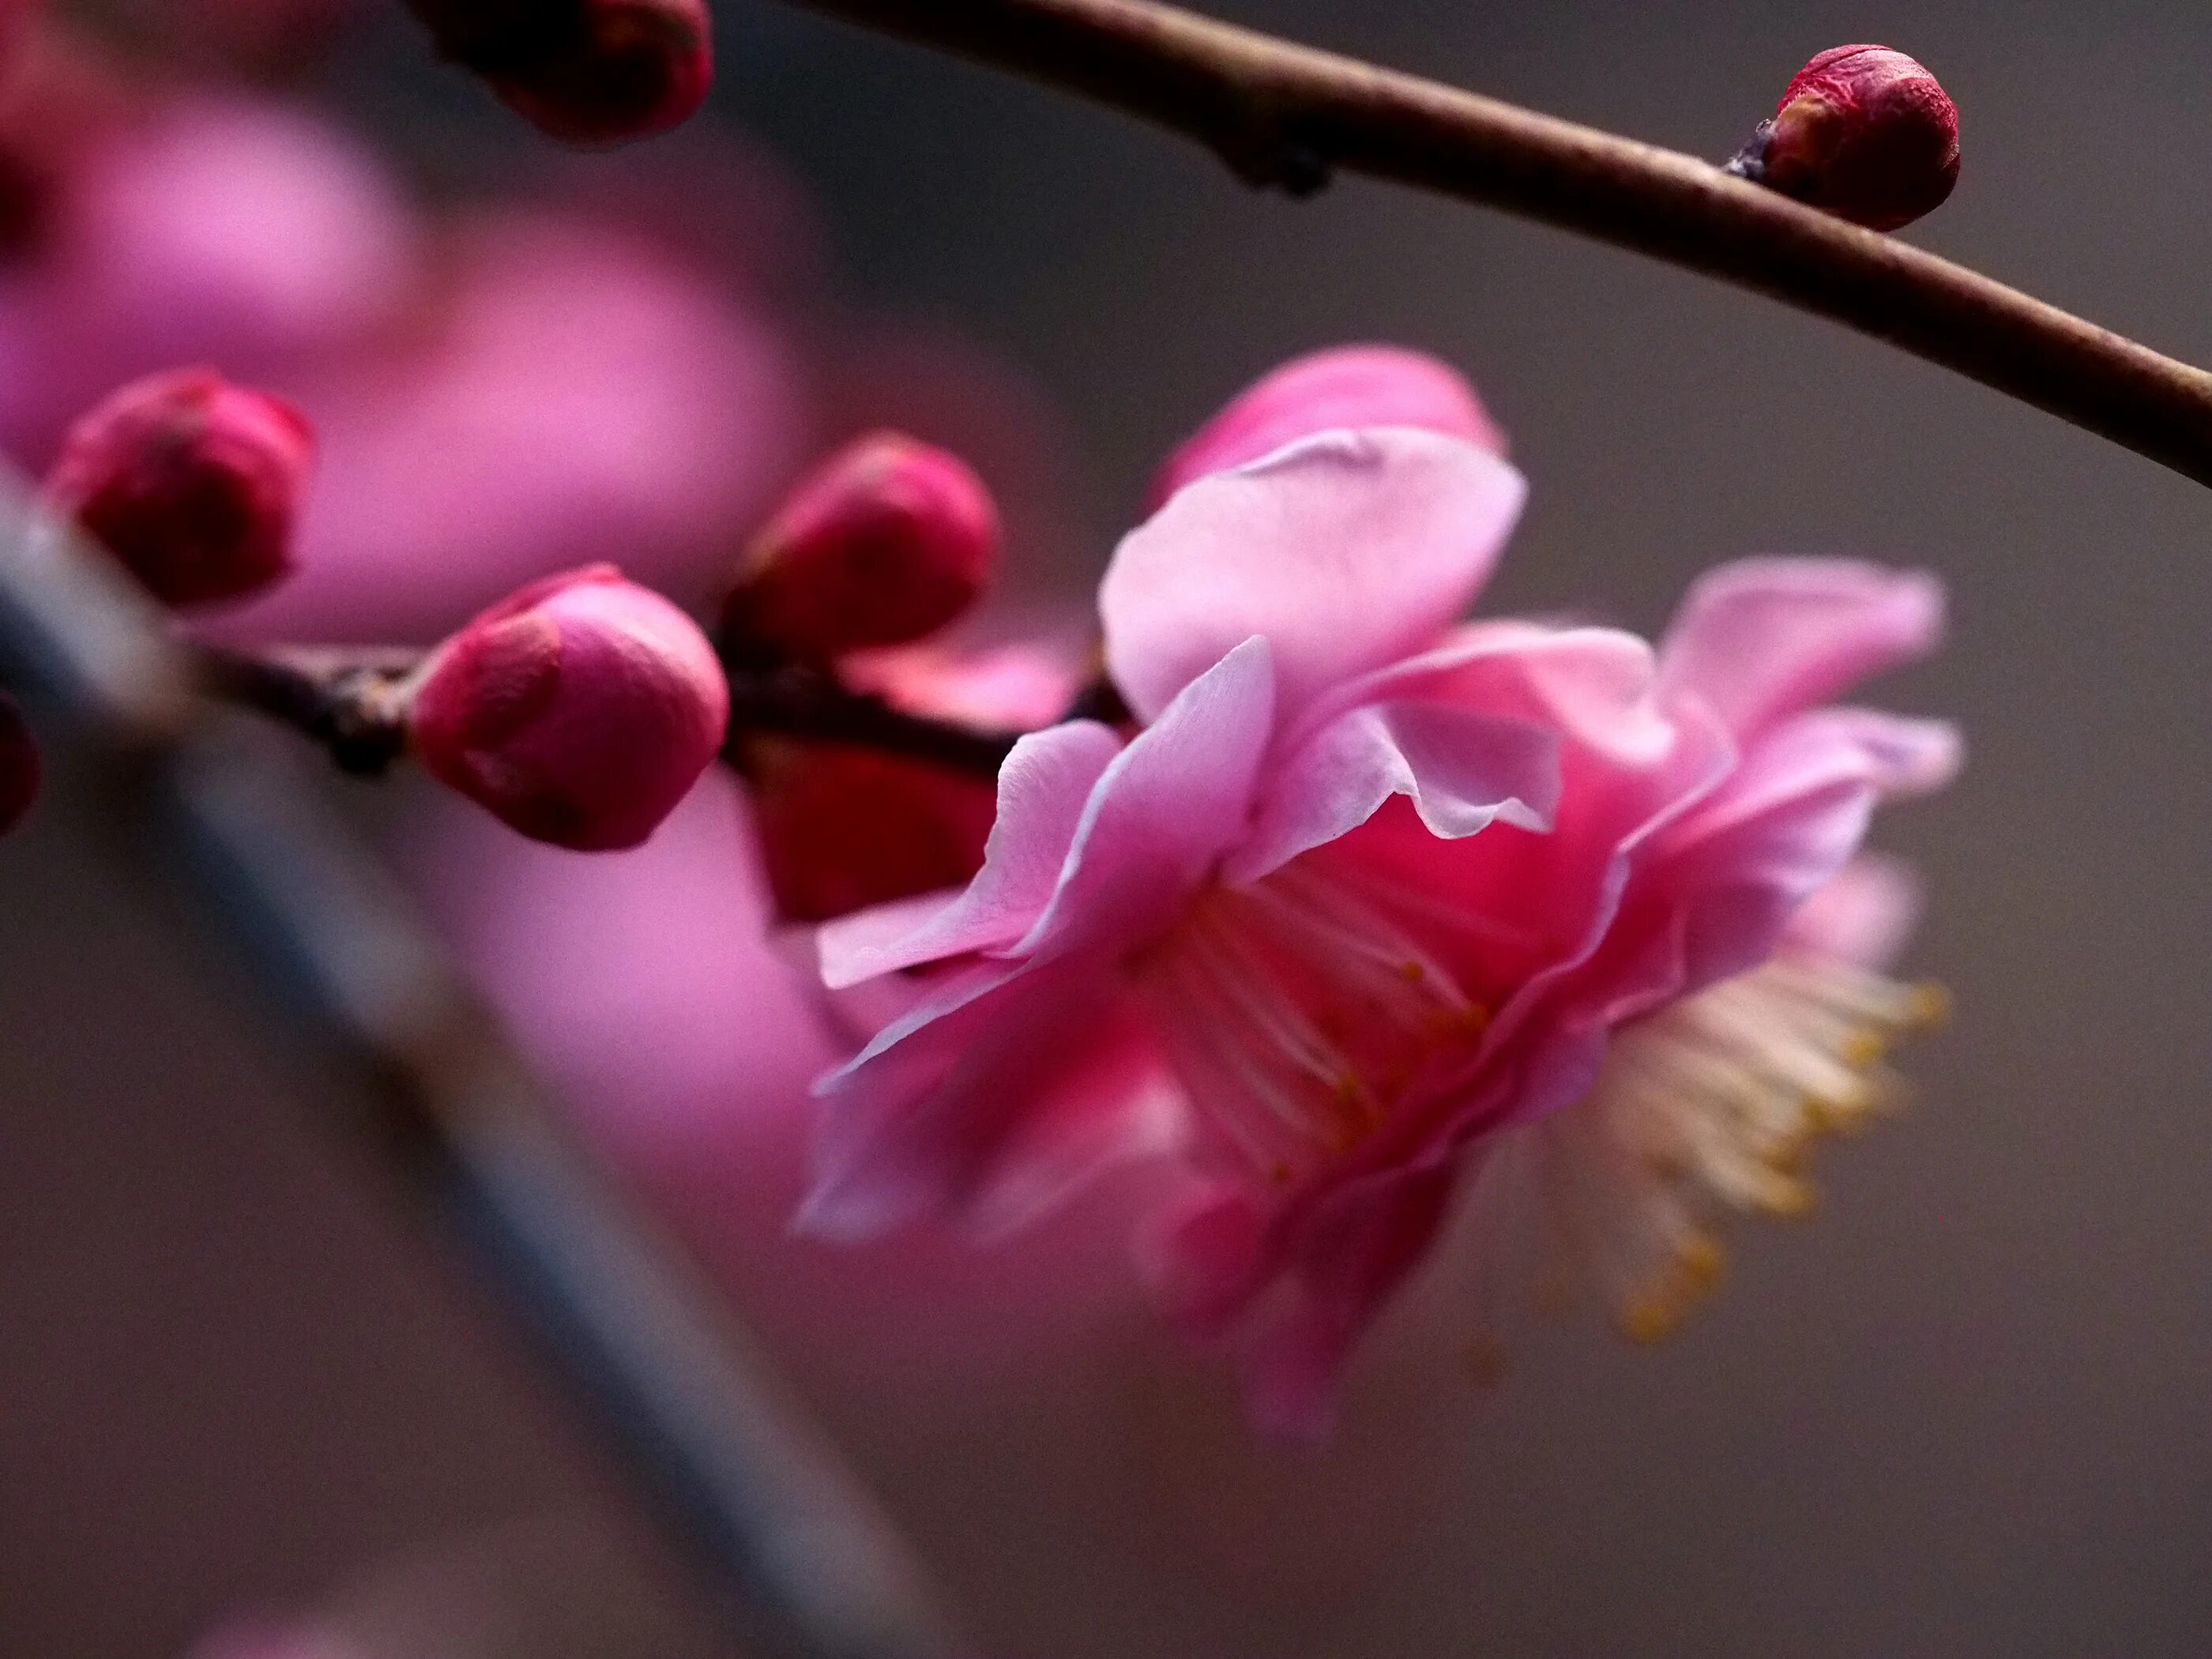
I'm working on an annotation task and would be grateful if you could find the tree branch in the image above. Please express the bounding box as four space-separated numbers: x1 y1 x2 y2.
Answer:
787 0 2212 487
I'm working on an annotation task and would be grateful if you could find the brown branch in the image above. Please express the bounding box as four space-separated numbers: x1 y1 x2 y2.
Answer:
195 643 417 776
720 661 1026 775
195 642 1036 781
786 0 2212 487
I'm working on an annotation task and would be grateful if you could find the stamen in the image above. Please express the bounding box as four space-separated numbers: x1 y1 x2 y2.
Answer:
1458 952 1946 1359
1130 863 1494 1187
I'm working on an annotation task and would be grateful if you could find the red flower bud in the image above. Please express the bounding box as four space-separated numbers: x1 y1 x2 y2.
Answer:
0 694 40 837
747 739 997 924
1149 344 1506 510
1735 45 1959 231
405 0 712 147
723 433 1000 661
411 565 728 852
44 368 313 608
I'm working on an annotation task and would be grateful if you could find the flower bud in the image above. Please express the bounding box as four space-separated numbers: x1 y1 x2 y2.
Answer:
0 694 40 837
411 565 728 852
723 433 1000 661
1732 45 1959 231
46 369 313 609
747 739 997 924
405 0 712 147
1148 344 1506 510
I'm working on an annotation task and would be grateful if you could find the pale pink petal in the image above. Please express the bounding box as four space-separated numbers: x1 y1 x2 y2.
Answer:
1147 344 1505 509
1100 429 1525 724
1226 702 1558 883
1226 1165 1458 1442
799 958 1158 1239
1013 636 1278 960
1657 558 1943 739
1311 621 1672 767
817 720 1123 988
1783 853 1923 970
1794 707 1963 798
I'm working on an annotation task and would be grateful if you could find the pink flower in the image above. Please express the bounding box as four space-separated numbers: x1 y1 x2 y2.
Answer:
410 564 729 851
808 417 1956 1436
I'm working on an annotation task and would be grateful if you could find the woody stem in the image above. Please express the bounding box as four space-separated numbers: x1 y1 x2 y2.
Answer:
783 0 2212 487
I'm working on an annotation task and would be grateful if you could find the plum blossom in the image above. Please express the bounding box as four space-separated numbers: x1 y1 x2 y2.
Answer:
807 386 1957 1435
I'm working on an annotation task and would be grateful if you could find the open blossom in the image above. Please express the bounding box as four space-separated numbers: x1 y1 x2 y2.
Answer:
806 367 1957 1436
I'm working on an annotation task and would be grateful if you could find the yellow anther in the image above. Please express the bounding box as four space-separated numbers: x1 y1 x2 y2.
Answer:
1907 980 1954 1031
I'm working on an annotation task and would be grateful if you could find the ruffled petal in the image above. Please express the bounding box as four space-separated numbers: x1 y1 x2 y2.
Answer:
817 719 1123 988
1013 636 1278 961
1657 558 1943 739
1226 701 1558 884
1308 621 1673 766
1101 429 1525 724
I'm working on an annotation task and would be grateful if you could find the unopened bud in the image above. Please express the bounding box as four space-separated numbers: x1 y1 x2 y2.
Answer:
44 369 314 608
747 739 995 924
1149 344 1506 510
405 0 712 147
723 433 1000 661
0 694 39 837
1731 45 1959 231
411 565 728 851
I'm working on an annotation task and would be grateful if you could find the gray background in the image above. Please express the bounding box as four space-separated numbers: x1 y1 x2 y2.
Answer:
3 2 2209 1656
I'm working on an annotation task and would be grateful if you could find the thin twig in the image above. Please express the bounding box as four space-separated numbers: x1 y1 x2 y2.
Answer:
722 661 1026 776
785 0 2212 487
195 644 416 777
193 641 1036 781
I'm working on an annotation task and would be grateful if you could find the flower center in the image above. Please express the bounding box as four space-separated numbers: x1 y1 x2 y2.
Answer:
1131 863 1491 1187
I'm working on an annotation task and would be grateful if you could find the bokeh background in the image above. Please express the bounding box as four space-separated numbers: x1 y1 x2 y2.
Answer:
2 2 2209 1656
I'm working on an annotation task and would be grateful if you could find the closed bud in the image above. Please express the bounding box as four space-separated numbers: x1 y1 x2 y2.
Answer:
747 740 996 924
723 433 1000 661
405 0 712 147
45 368 313 608
0 694 38 837
1149 344 1506 510
1732 45 1959 231
411 565 728 852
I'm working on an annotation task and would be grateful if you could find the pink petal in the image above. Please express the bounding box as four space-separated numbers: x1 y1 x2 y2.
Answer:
799 958 1164 1238
1146 344 1505 510
1229 1166 1458 1442
1783 853 1924 970
1657 558 1943 739
1012 636 1278 961
1100 429 1525 725
816 719 1123 988
1226 701 1559 883
1302 620 1672 766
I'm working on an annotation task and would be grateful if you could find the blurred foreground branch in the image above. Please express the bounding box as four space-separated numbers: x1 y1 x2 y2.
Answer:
0 491 976 1659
